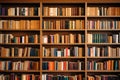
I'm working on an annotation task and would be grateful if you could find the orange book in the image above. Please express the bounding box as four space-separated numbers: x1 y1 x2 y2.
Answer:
48 61 54 70
63 61 67 70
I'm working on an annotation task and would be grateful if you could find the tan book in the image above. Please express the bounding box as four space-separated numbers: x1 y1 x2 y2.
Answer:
78 47 82 57
66 8 71 16
49 7 57 16
108 35 112 43
30 20 35 29
78 34 81 43
23 47 28 57
18 48 23 57
44 7 49 16
56 20 60 30
70 33 74 43
76 20 80 29
15 20 20 29
62 7 66 16
12 20 16 29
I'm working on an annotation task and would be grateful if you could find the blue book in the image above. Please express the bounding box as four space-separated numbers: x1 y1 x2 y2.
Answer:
30 48 35 56
0 6 1 15
88 48 90 56
28 35 34 43
54 48 58 56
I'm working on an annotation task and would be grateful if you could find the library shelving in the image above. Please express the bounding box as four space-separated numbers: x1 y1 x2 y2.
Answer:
0 0 120 80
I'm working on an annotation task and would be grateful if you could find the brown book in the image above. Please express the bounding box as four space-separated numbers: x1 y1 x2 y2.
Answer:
1 47 6 57
34 34 38 43
112 48 117 57
77 74 82 80
62 7 66 16
33 62 39 70
3 20 8 29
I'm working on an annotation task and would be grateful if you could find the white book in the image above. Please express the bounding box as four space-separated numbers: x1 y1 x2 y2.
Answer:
57 51 61 57
43 35 48 43
17 7 19 16
79 61 81 70
116 34 118 43
22 36 25 43
68 49 70 57
73 20 75 29
25 7 28 16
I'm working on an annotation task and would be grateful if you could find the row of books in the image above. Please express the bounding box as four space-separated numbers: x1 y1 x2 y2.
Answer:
43 7 84 16
87 33 120 43
87 75 120 80
43 34 85 43
43 20 84 29
0 20 40 30
42 61 84 70
43 47 84 57
0 7 40 16
0 61 39 70
0 47 39 57
42 74 83 80
0 73 40 80
87 60 120 70
87 20 120 29
0 34 40 43
87 7 120 16
88 46 120 57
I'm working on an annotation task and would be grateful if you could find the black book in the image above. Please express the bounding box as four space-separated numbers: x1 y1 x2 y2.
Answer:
34 7 38 16
65 20 69 29
14 48 18 56
81 34 85 43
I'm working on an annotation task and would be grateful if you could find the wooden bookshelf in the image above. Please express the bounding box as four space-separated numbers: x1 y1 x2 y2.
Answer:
0 0 120 80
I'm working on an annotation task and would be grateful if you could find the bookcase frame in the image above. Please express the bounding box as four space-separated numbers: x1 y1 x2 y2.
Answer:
0 0 120 80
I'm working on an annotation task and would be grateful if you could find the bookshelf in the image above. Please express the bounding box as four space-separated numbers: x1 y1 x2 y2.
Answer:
0 0 120 80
